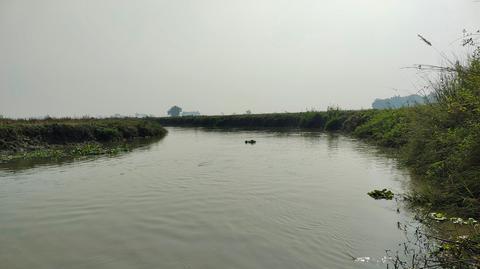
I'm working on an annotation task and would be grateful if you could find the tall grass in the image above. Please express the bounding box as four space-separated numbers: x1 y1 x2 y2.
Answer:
401 54 480 217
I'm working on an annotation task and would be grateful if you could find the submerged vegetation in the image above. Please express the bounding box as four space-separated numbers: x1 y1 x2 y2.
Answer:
0 143 131 163
0 118 167 162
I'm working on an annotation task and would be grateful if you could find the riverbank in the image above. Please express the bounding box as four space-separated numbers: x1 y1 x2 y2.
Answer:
157 109 408 147
0 118 167 162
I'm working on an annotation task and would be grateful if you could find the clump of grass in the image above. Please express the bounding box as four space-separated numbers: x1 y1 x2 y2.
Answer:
353 109 410 147
368 189 394 200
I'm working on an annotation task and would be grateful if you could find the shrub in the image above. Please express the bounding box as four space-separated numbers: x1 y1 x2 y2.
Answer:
94 127 122 141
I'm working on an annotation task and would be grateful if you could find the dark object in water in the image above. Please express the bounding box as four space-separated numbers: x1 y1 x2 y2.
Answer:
367 189 394 200
245 140 256 144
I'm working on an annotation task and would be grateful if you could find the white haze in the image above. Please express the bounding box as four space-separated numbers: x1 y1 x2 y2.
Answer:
0 0 479 118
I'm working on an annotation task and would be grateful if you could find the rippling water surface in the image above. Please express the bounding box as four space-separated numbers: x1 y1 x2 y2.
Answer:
0 128 414 269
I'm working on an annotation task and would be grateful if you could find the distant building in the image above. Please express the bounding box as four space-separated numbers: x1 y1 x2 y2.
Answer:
135 113 149 118
181 111 201 116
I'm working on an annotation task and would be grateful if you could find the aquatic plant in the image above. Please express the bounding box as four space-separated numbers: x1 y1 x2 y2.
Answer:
367 189 394 200
387 217 480 269
429 212 447 221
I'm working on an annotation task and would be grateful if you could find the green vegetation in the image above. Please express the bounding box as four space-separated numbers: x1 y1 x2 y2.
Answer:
401 55 480 218
0 118 167 161
392 211 479 268
368 189 394 200
0 143 131 163
157 108 368 130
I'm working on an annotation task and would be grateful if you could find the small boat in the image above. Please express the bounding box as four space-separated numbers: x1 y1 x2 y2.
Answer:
245 140 256 144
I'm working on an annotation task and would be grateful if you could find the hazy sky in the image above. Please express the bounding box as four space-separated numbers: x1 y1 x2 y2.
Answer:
1 0 479 117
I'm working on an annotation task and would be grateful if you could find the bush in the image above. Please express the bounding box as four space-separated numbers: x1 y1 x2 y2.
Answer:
401 54 480 217
353 109 409 147
94 127 122 141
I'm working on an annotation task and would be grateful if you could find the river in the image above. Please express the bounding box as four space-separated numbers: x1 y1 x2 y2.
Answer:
0 127 416 269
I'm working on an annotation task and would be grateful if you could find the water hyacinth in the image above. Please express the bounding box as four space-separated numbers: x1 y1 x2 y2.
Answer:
450 217 465 224
367 189 394 200
429 213 478 225
429 212 447 221
353 256 391 264
449 217 478 225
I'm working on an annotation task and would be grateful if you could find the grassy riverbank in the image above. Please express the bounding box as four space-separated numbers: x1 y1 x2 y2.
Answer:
157 109 409 146
0 118 167 162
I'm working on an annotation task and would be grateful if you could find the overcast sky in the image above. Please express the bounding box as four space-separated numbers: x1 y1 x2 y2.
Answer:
1 0 479 118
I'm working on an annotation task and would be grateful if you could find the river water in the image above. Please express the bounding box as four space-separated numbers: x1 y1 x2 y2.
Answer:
0 128 415 269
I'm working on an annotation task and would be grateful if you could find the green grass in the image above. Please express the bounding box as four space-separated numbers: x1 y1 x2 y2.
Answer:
400 57 480 218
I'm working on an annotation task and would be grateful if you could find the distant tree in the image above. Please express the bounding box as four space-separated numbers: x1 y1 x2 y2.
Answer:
167 106 182 117
372 94 434 109
245 110 252 115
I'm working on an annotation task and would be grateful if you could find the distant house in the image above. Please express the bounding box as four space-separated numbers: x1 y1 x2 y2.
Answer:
181 111 201 116
135 113 148 118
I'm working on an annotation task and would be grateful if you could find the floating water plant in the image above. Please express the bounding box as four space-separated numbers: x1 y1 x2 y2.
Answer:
449 217 478 225
429 212 447 221
367 189 394 200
